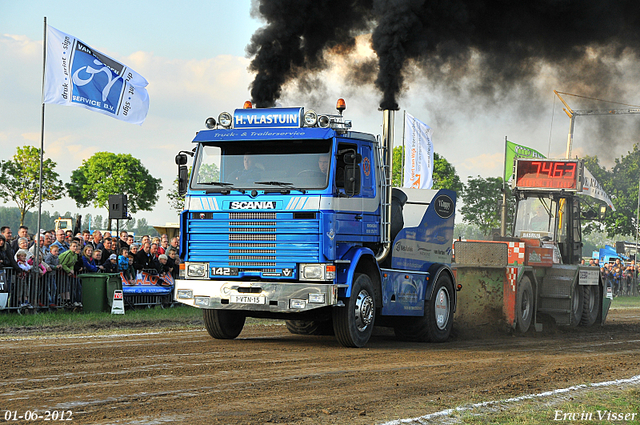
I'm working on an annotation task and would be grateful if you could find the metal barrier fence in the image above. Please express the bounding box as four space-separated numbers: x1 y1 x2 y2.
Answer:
610 274 640 297
0 267 82 312
0 267 177 312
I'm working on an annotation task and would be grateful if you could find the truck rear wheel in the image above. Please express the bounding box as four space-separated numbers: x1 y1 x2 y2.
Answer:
516 276 533 333
332 273 375 348
285 319 334 335
580 284 601 327
570 281 584 327
393 274 454 343
203 309 246 339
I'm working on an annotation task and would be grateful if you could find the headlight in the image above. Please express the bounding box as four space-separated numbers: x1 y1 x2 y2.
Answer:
303 110 318 126
218 111 232 128
299 264 335 281
301 264 323 280
177 289 193 299
187 263 207 278
205 117 216 129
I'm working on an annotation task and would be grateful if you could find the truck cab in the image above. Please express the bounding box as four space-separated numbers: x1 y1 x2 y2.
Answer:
174 101 457 347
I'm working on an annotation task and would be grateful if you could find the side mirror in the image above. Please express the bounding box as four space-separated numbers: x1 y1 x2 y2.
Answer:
175 153 188 166
178 165 188 196
344 166 360 197
343 152 362 165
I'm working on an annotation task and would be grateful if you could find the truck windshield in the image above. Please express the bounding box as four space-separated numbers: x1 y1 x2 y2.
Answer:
513 196 556 239
191 139 332 191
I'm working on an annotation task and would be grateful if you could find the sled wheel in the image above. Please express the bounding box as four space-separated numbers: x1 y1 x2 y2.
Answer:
570 280 584 326
516 276 534 333
580 284 601 327
333 273 375 348
203 309 245 339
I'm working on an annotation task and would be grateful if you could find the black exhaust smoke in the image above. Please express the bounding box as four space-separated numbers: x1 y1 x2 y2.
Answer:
248 0 640 109
247 0 373 108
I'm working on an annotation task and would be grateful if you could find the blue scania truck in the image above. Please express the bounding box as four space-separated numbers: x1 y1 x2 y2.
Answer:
173 100 458 347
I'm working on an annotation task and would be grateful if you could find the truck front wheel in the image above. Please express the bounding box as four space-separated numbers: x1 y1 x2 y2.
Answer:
332 273 375 348
203 309 246 339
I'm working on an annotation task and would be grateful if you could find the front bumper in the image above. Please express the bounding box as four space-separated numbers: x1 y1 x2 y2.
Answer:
174 279 340 312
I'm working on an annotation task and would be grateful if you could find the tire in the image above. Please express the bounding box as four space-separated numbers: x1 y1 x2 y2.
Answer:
516 276 534 333
285 319 334 335
332 273 376 348
424 274 454 342
203 309 246 339
393 274 454 342
580 284 601 327
569 280 584 327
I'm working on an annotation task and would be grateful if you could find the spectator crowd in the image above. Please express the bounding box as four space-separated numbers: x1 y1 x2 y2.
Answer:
596 257 639 297
0 224 181 310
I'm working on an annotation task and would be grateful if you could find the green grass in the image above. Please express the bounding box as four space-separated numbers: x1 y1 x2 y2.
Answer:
0 304 204 334
452 387 640 424
0 304 281 335
611 295 640 308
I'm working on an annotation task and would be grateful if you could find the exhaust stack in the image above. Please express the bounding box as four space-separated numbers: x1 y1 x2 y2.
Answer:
376 109 395 263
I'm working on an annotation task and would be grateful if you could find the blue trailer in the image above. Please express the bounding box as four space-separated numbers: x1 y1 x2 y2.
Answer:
173 101 458 347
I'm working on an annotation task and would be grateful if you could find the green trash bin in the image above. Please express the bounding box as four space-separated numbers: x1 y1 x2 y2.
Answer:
106 273 123 308
79 273 110 313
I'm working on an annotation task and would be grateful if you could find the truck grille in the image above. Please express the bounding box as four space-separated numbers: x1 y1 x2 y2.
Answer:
186 211 321 270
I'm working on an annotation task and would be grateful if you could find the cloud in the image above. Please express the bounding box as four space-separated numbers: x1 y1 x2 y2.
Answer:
0 32 254 226
458 153 504 178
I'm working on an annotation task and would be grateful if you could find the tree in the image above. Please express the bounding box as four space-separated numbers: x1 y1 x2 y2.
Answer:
460 176 515 236
0 146 65 225
167 165 218 215
66 152 162 229
583 149 639 237
167 178 185 215
391 147 463 194
94 214 104 230
136 217 151 235
125 217 136 232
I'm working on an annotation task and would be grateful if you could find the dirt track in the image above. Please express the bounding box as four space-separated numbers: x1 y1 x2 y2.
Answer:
1 308 639 424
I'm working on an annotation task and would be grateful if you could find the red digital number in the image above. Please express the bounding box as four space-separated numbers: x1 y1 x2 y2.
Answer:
540 161 553 177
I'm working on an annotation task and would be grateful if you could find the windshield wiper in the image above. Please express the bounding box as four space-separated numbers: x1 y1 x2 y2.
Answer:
198 181 234 186
254 181 293 186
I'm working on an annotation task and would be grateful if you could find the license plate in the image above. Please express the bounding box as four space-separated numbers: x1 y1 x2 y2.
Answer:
230 295 266 305
211 267 239 276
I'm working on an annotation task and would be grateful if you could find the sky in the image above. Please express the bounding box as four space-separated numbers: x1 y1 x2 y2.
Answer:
2 0 640 231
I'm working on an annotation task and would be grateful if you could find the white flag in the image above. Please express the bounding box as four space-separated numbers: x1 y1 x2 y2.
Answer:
583 167 616 211
44 25 149 125
403 113 433 189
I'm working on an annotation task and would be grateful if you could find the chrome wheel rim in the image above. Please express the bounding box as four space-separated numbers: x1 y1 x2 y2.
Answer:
354 289 374 332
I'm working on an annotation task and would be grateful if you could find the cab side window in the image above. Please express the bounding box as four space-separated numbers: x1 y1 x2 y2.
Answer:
336 142 361 196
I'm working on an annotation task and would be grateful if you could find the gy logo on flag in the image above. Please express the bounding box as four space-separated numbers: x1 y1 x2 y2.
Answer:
44 26 149 125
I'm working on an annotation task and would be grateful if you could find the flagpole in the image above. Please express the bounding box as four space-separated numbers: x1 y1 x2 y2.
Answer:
501 136 508 237
34 17 47 268
401 110 406 186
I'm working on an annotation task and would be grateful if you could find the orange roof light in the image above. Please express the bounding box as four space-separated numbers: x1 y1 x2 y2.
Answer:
336 98 346 114
243 101 253 109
